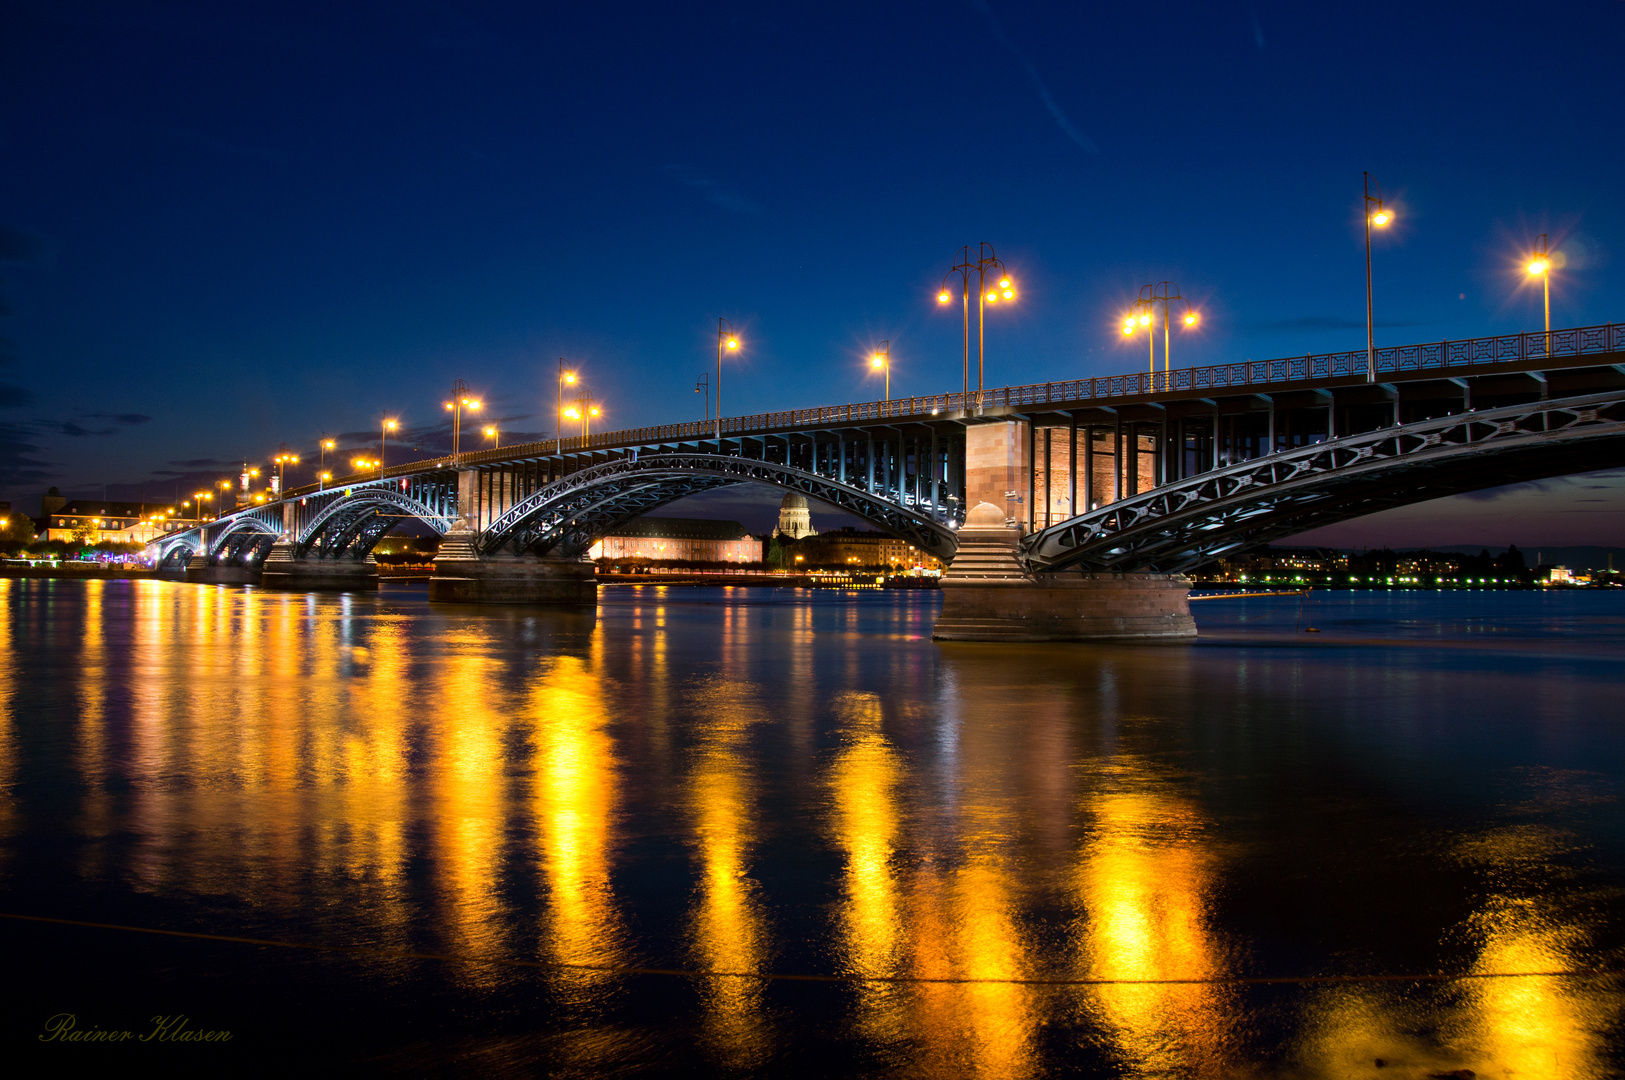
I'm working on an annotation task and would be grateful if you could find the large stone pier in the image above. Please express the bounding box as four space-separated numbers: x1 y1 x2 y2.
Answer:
427 529 596 605
933 502 1195 642
259 542 380 591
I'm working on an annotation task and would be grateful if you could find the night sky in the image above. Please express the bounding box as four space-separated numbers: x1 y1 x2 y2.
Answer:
3 1 1622 543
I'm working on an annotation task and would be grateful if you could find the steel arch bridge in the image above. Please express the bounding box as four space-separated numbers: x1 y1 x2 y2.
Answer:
1021 390 1625 573
480 454 956 560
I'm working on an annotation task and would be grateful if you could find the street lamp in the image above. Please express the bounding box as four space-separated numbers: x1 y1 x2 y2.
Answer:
320 438 336 472
1363 171 1395 383
1122 282 1198 388
563 395 601 440
937 242 1014 411
195 491 214 521
318 470 332 491
695 372 710 425
352 456 379 474
272 449 299 496
557 359 577 454
483 424 500 449
870 340 891 403
1526 233 1552 356
716 318 739 440
442 380 482 461
380 418 397 473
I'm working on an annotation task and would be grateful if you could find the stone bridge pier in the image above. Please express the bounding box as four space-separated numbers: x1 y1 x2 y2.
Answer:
428 468 595 605
934 421 1195 642
259 501 380 592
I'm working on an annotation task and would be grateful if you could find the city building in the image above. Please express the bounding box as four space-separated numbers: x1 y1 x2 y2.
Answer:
792 527 944 572
776 492 817 539
589 516 762 564
41 499 201 544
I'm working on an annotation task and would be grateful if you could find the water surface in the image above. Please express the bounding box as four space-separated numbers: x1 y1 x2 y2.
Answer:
1 580 1621 1076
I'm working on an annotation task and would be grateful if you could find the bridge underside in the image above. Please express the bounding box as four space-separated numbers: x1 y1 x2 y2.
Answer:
1022 391 1625 573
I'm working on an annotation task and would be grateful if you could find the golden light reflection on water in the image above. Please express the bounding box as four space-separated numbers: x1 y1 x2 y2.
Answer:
1072 759 1237 1076
686 676 773 1066
528 653 623 978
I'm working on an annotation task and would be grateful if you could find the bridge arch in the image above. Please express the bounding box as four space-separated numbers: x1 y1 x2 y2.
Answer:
1021 391 1625 573
479 453 958 560
154 534 200 572
296 488 456 560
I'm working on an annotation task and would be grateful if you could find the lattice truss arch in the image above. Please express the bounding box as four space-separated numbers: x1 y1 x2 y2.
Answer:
480 453 959 560
1022 391 1625 574
295 487 457 560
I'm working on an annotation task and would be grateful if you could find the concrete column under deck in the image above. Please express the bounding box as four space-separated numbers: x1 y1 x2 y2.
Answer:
259 542 379 592
184 555 260 585
933 503 1196 642
428 528 596 605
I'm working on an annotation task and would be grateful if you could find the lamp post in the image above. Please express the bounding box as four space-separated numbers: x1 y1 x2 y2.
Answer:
716 318 738 440
557 359 576 454
1363 172 1394 383
272 449 299 497
1526 234 1552 356
318 470 332 491
1122 283 1198 389
442 380 481 461
380 418 397 474
320 438 335 473
870 340 891 403
483 424 500 449
696 372 710 425
563 395 601 440
937 242 1015 412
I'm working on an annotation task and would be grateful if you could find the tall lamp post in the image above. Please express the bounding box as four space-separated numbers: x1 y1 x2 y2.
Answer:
556 360 576 454
320 438 335 473
871 340 891 403
937 242 1015 412
272 449 299 497
1363 172 1394 383
715 318 739 440
442 380 481 461
380 418 397 474
1122 282 1198 389
1526 234 1552 356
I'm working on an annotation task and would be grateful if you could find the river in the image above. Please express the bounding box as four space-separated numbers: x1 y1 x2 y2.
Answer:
1 579 1621 1076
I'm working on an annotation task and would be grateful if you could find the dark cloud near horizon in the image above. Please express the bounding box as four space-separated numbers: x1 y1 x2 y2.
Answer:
0 422 53 487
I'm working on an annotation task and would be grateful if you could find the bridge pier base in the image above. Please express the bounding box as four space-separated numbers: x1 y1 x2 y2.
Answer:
932 503 1196 642
428 529 596 605
259 543 379 591
183 555 260 586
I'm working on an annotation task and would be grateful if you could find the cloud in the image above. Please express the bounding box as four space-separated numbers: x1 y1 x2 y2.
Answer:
167 458 229 469
0 422 53 486
659 165 763 215
0 383 32 408
966 0 1099 154
1246 315 1428 332
89 413 152 426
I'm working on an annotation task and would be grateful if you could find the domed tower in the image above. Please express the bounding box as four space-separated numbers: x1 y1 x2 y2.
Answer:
776 492 816 539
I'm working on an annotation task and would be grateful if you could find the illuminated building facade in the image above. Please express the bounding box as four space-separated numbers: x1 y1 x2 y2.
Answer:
589 516 762 564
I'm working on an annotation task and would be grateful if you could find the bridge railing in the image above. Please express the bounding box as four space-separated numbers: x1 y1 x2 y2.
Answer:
282 322 1624 498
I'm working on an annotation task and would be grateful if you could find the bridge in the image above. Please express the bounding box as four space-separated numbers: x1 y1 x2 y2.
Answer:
150 323 1625 639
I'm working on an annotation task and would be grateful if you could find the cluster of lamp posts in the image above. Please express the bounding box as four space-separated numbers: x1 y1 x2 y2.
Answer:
219 183 1563 505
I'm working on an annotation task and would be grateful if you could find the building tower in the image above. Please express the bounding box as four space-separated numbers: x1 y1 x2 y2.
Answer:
776 492 817 540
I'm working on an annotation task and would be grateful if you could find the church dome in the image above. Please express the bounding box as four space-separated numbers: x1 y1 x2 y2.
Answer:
780 492 809 509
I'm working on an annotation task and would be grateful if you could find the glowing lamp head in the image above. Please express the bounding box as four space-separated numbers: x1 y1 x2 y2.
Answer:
1139 313 1151 326
1184 312 1199 326
1527 258 1549 276
563 371 576 384
998 278 1010 290
1372 208 1391 226
937 290 950 304
1002 289 1013 299
1122 323 1135 336
986 292 998 303
726 337 739 350
564 407 580 420
444 401 454 411
589 406 600 417
468 400 481 410
483 426 496 437
384 419 397 431
323 439 335 449
871 355 885 368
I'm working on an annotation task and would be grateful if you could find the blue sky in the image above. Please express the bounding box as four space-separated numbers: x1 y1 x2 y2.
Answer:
2 1 1622 541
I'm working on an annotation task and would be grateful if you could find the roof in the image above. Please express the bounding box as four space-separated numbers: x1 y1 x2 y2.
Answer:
53 500 174 517
608 516 753 541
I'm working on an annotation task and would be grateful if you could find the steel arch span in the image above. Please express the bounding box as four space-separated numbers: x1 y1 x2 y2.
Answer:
1021 390 1625 574
480 453 959 560
296 488 457 560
